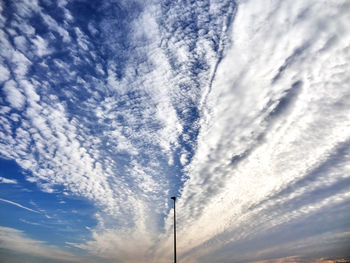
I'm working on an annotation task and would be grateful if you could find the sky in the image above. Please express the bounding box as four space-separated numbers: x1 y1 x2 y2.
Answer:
0 0 350 262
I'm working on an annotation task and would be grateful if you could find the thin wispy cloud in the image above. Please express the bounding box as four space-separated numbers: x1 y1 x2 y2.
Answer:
0 198 40 214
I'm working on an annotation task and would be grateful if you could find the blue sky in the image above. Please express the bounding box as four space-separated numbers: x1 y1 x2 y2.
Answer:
0 0 350 262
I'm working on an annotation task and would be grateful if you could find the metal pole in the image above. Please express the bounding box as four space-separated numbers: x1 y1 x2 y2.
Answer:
171 196 177 263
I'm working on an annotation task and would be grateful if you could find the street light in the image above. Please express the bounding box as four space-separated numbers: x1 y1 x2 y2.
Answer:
171 196 177 263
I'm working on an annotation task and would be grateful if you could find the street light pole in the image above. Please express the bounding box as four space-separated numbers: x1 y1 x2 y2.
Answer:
171 196 177 263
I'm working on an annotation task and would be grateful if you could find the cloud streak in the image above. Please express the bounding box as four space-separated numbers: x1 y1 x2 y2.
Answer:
0 198 40 214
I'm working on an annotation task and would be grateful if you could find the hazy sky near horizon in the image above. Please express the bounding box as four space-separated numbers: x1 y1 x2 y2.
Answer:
1 0 350 262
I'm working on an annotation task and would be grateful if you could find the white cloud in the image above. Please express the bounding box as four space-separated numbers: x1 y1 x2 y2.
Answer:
0 0 349 262
0 62 10 83
0 226 79 262
68 227 154 263
31 35 52 56
154 0 350 261
74 27 89 51
11 50 31 78
2 79 26 110
13 0 40 18
0 177 18 184
41 13 71 42
14 35 28 53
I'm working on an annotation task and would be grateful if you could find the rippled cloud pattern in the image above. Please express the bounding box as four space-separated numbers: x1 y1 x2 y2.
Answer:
0 0 350 262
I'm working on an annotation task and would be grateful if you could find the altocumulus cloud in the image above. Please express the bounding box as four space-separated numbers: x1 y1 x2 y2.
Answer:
0 0 350 263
